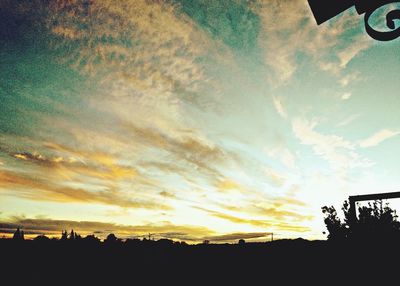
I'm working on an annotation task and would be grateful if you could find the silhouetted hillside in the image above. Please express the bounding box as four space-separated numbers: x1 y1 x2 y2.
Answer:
1 235 398 284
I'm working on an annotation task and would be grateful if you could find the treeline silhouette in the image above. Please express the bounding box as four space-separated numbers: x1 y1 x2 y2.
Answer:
322 199 400 242
2 199 400 284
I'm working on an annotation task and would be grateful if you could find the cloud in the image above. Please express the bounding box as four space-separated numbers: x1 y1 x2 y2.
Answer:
203 232 269 242
0 169 170 210
216 179 244 193
256 0 372 85
272 223 311 233
272 196 306 208
272 96 287 118
266 147 296 169
341 92 352 100
121 122 225 178
337 114 361 127
195 206 310 233
12 151 77 166
359 129 400 148
211 212 271 228
337 36 370 69
249 205 312 222
264 167 286 187
159 191 177 199
10 148 138 181
44 0 219 104
217 198 311 222
339 71 360 87
292 117 372 170
211 211 310 233
232 204 310 220
1 108 228 216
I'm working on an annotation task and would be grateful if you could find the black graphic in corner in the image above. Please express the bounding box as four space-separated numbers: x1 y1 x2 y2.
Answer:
308 0 400 41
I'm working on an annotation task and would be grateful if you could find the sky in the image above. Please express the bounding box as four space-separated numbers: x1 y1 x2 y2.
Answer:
1 0 400 242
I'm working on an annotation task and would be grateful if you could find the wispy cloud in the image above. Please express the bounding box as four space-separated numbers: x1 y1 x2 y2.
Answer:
272 96 287 118
339 71 360 87
0 169 170 210
266 147 296 169
203 232 269 242
195 205 311 233
337 36 370 69
211 211 271 228
45 0 224 107
264 167 287 187
211 211 310 233
292 117 372 170
359 129 400 148
256 0 371 86
341 92 352 100
337 114 361 127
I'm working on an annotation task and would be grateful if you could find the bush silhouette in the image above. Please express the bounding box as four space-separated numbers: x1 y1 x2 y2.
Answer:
322 199 400 241
104 233 118 243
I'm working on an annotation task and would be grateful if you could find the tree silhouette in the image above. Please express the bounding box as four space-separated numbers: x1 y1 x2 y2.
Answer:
69 230 75 240
321 205 349 241
61 230 68 241
322 199 400 241
83 234 100 244
104 233 118 244
34 234 50 241
12 228 24 241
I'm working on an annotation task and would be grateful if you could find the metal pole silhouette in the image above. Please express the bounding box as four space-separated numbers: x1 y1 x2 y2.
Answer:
348 191 400 225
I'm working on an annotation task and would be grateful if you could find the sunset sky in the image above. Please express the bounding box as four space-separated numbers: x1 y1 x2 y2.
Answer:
1 0 400 242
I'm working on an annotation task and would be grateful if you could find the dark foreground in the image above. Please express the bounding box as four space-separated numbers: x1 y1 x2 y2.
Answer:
1 238 399 284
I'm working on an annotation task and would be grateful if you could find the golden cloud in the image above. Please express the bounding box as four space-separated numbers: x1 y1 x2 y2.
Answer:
0 169 170 210
195 205 311 233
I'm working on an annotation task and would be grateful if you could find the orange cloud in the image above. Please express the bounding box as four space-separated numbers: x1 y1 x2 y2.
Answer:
194 206 311 233
0 169 170 210
216 179 243 192
203 232 270 242
11 146 138 181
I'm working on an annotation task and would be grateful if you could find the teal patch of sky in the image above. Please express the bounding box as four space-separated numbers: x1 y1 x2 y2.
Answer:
172 0 261 54
0 45 91 136
275 53 345 120
361 136 400 175
341 43 400 134
181 67 278 149
219 139 292 187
